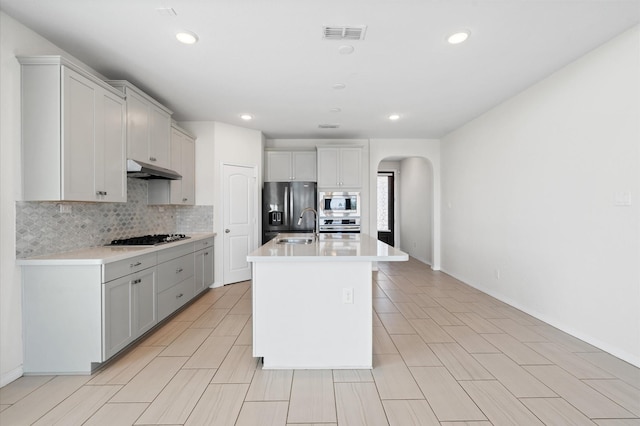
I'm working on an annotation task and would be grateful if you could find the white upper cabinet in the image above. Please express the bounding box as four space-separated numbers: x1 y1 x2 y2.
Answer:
148 125 196 205
316 146 362 188
19 56 126 202
265 150 316 182
107 80 172 169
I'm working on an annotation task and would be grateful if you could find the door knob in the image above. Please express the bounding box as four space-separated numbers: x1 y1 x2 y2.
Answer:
225 229 230 233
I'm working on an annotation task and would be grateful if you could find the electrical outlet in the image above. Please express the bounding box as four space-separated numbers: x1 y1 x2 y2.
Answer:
342 288 354 304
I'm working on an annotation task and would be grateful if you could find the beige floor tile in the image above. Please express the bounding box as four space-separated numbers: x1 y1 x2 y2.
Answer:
229 298 252 315
211 314 250 336
383 289 413 303
159 327 213 357
525 365 635 419
594 420 640 426
212 292 243 309
0 375 53 404
33 385 121 426
409 366 486 422
520 397 597 425
376 279 401 291
584 379 640 416
111 356 187 403
82 402 149 426
578 352 640 389
429 342 493 380
443 325 499 353
135 368 215 425
455 312 503 333
190 308 230 329
89 345 163 385
245 368 293 401
482 333 552 365
413 293 441 308
335 382 388 426
473 353 556 397
372 354 423 400
382 399 440 425
0 405 9 413
287 424 337 426
460 380 544 425
184 383 248 426
287 370 336 424
374 326 400 354
373 283 387 298
183 335 236 369
235 317 253 345
211 345 258 383
489 318 548 342
379 312 417 334
0 376 90 425
408 318 455 343
467 302 506 320
333 369 374 382
374 297 401 313
531 325 601 352
139 319 192 346
527 342 615 379
433 297 471 313
235 401 289 426
423 307 465 326
440 422 493 426
172 299 212 322
393 302 429 319
390 334 442 367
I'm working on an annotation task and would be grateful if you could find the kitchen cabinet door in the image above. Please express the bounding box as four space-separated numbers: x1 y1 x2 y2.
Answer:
132 268 157 337
103 275 133 359
317 147 340 187
338 147 362 188
149 126 196 205
149 106 171 168
125 90 150 163
292 151 317 181
97 89 127 202
265 151 293 181
195 245 214 294
265 151 317 182
317 146 362 188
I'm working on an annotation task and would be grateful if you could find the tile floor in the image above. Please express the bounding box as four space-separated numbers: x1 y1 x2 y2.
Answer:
1 257 639 425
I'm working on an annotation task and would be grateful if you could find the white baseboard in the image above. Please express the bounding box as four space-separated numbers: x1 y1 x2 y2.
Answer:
1 366 23 388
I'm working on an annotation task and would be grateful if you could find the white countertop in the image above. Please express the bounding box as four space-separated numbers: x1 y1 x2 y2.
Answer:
247 233 408 262
16 233 216 266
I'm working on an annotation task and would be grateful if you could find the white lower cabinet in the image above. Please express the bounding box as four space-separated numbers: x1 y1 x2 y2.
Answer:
157 251 195 321
195 238 214 293
103 266 156 359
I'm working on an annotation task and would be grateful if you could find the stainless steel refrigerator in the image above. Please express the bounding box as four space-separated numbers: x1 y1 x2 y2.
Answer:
262 181 317 243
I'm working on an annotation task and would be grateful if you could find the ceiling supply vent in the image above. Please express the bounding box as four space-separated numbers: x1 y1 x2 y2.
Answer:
322 26 367 41
318 124 340 129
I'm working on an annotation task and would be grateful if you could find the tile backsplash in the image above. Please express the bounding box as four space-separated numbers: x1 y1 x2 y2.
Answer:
16 179 213 258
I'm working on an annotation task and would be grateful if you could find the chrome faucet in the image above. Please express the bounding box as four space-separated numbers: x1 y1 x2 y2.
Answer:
297 207 318 237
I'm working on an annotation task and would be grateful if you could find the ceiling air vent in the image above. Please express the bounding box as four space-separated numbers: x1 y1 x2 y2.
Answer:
318 124 340 129
322 26 367 41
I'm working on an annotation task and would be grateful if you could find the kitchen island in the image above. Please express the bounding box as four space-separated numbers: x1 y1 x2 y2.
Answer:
247 233 408 369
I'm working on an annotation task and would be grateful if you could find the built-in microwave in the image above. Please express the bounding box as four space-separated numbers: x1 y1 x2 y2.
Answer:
318 191 360 217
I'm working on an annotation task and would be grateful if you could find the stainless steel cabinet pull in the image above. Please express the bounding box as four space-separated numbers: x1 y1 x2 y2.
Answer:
182 198 188 202
131 278 142 285
225 229 230 233
130 261 142 267
176 293 183 299
204 252 209 256
176 267 184 273
149 156 157 162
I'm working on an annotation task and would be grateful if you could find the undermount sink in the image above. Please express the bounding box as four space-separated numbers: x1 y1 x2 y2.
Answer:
276 237 314 244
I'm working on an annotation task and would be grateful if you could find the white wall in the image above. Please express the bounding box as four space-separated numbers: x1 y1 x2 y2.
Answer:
399 157 433 264
369 139 441 269
0 11 110 387
181 121 263 287
441 26 640 366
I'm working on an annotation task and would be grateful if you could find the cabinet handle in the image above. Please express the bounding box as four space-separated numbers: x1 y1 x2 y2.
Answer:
182 198 188 202
96 190 107 196
131 278 142 285
149 156 157 162
130 261 142 268
176 293 184 299
176 267 184 273
204 252 209 256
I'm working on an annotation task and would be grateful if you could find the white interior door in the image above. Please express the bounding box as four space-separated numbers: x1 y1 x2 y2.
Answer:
222 164 256 284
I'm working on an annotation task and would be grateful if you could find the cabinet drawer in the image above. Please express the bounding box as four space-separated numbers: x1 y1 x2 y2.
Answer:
157 253 194 293
157 242 194 263
103 253 157 282
194 237 214 251
157 277 194 321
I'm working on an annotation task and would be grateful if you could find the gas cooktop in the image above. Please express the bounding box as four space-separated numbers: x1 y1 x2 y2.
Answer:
108 234 190 246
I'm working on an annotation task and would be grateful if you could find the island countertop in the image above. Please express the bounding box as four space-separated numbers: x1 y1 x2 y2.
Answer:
247 233 408 262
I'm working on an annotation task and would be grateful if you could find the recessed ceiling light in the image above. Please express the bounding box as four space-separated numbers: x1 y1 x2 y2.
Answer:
388 114 400 121
176 31 199 44
332 83 347 90
447 30 470 45
240 114 253 121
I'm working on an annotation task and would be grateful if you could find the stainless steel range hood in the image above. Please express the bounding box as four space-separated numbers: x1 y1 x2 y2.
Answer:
127 159 182 180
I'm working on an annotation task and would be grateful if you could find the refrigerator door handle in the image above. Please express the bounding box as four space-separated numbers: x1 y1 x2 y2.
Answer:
284 186 289 226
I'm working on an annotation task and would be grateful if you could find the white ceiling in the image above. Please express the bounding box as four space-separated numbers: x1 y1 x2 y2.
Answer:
1 0 638 139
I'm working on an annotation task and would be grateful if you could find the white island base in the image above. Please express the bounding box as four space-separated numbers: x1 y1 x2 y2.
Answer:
248 233 408 369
